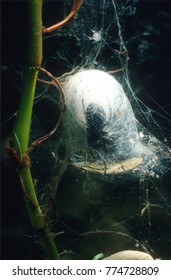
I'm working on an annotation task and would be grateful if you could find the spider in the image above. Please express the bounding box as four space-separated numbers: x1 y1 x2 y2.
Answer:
86 103 110 149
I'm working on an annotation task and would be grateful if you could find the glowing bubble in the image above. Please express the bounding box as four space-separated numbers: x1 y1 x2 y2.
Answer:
63 69 142 174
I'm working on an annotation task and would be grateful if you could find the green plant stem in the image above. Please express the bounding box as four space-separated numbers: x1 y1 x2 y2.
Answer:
13 0 59 259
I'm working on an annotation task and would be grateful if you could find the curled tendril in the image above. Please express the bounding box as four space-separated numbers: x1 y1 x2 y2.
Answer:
42 0 84 34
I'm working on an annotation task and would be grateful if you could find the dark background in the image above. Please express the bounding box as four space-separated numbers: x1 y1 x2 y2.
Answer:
1 0 171 259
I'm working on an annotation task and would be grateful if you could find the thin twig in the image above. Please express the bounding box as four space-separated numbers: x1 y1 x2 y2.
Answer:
108 50 128 74
28 115 62 152
37 78 54 86
43 0 84 34
28 68 65 152
38 67 65 109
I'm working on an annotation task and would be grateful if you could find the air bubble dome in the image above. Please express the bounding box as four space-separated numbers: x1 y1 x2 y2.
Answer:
63 70 142 172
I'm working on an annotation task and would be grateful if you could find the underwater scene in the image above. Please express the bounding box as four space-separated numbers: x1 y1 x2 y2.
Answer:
1 0 171 260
